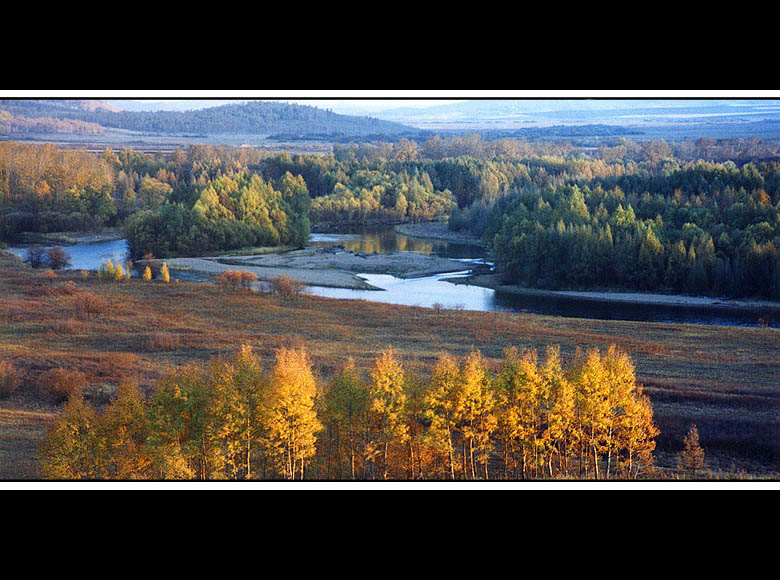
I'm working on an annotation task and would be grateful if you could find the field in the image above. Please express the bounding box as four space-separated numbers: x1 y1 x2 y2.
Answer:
1 249 778 479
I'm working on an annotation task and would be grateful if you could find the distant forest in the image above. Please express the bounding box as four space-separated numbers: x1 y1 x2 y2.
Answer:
0 100 416 138
2 133 780 299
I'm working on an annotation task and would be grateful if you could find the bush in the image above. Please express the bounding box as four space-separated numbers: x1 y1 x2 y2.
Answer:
34 279 79 297
0 360 21 398
96 352 139 383
147 332 181 351
215 269 258 290
73 292 109 320
268 275 306 299
46 318 86 335
239 270 258 290
25 245 47 268
46 246 72 270
38 367 88 402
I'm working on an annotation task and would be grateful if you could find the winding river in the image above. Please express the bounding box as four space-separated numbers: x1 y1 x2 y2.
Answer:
7 228 779 328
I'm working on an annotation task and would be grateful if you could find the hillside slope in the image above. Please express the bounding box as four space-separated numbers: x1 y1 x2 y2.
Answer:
0 99 420 139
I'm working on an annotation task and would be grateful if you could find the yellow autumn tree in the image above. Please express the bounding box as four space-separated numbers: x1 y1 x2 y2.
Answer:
262 347 322 480
160 263 170 284
571 348 613 479
494 347 544 479
539 345 577 477
424 352 462 480
146 364 211 480
143 265 152 281
39 394 100 480
97 382 152 480
323 358 370 480
457 350 496 480
368 347 408 480
601 345 659 478
206 346 266 480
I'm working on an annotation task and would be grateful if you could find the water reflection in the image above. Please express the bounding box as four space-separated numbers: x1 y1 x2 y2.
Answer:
309 229 485 260
6 239 130 271
491 289 780 328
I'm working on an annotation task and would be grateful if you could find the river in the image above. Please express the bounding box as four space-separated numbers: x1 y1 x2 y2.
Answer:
6 228 779 328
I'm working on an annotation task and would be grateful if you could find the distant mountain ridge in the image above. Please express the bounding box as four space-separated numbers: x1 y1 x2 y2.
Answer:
0 99 420 139
373 98 780 128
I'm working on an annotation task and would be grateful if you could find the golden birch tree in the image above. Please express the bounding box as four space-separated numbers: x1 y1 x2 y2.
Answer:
323 358 370 480
425 352 462 480
262 347 322 480
39 394 100 479
368 347 408 480
97 382 152 480
457 350 497 480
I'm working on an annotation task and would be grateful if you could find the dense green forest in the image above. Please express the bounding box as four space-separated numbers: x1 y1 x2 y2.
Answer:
2 133 780 298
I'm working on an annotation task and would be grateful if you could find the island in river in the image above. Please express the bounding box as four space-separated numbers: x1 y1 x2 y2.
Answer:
163 244 477 290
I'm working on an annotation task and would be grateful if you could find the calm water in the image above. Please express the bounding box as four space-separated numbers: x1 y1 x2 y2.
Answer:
7 230 778 327
309 228 778 327
6 239 130 271
309 230 488 261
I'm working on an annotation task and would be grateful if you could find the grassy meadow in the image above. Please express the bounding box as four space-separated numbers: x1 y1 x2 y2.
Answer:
1 249 778 479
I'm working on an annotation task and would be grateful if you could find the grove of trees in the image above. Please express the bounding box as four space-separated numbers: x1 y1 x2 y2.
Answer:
39 342 659 481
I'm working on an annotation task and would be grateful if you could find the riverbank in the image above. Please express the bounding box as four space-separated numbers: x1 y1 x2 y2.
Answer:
452 273 780 314
393 221 489 248
166 246 471 290
16 229 124 246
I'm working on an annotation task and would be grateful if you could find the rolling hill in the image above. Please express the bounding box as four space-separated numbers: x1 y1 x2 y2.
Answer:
0 99 422 140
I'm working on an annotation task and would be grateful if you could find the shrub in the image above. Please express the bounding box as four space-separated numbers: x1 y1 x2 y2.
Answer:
46 246 72 270
677 424 706 475
47 318 86 335
140 254 162 277
0 360 21 398
215 270 237 289
239 270 258 290
98 259 116 281
38 367 88 402
147 332 181 351
97 352 139 383
73 292 108 320
268 275 306 299
25 245 47 268
215 270 258 290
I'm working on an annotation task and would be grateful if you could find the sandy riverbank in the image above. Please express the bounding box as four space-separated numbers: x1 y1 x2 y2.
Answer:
393 222 489 247
451 273 780 313
166 246 471 290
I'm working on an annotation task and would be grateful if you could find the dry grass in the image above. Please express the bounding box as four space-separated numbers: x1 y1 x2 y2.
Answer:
1 249 779 478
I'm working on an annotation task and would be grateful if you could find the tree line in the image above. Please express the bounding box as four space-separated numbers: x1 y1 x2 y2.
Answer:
4 138 780 299
480 162 780 299
39 343 659 481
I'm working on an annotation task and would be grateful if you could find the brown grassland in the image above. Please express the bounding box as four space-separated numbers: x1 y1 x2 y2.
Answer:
1 249 779 480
